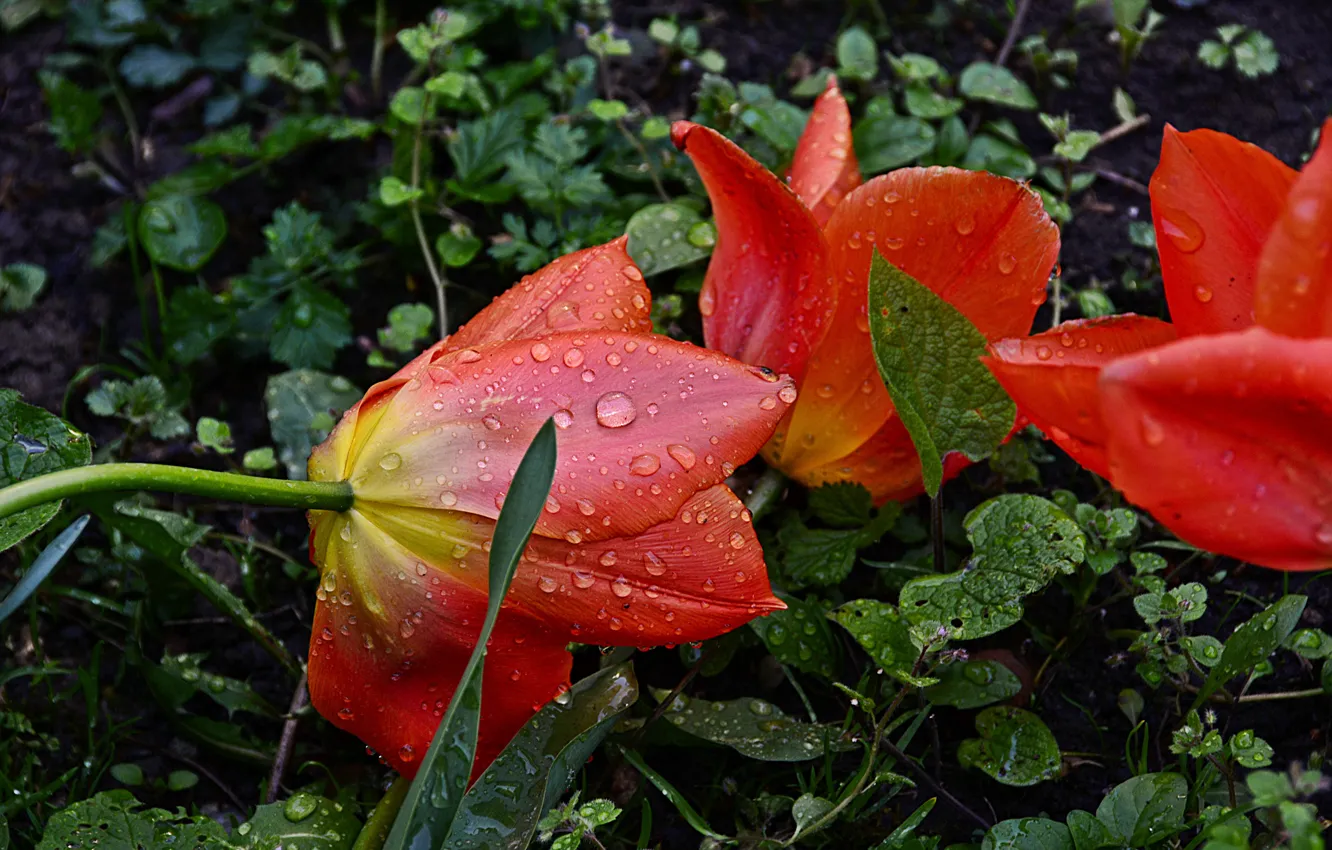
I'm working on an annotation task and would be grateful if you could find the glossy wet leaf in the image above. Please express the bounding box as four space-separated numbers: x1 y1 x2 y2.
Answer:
0 515 88 625
868 250 1017 495
958 706 1061 787
153 653 278 718
446 663 638 850
653 691 839 761
234 794 360 850
625 203 713 276
900 495 1085 640
874 798 936 850
854 114 937 174
1065 809 1116 850
1196 595 1306 706
616 746 728 841
832 600 934 686
1094 773 1187 846
0 390 92 552
792 794 835 839
959 62 1038 109
385 420 557 850
264 370 362 479
779 521 861 588
983 818 1073 850
34 789 235 850
138 196 227 272
925 659 1022 709
750 594 839 677
808 482 874 528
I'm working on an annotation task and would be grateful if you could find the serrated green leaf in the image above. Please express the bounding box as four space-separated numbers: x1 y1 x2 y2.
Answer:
959 706 1061 787
39 71 102 153
831 599 933 685
35 790 236 850
138 196 227 272
808 482 873 528
625 203 712 276
750 594 839 677
779 522 860 588
983 818 1072 850
925 659 1022 709
900 495 1086 640
960 62 1038 109
264 371 361 479
0 391 92 552
1196 595 1306 706
868 250 1016 495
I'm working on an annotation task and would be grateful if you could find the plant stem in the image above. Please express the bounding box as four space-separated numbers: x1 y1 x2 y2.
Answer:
408 83 449 339
370 0 387 101
0 464 354 523
352 777 411 850
266 671 310 803
1234 686 1327 703
930 493 945 574
744 467 787 521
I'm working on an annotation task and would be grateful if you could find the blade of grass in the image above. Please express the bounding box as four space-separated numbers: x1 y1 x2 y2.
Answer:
383 418 558 850
0 515 90 624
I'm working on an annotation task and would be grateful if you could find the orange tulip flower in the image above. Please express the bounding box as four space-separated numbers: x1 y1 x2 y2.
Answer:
305 237 792 776
673 78 1061 502
984 120 1332 570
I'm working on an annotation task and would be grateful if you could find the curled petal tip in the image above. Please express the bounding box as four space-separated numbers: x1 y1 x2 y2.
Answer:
670 120 697 151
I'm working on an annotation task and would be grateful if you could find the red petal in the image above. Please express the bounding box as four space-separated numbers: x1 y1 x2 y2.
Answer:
330 331 795 543
1150 125 1297 336
306 508 573 778
1254 118 1332 338
672 121 837 383
446 237 653 348
788 76 862 227
1101 327 1332 571
772 168 1060 477
982 316 1178 479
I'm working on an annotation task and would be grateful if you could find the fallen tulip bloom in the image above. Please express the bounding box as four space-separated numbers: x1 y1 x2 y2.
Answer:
305 237 792 776
985 120 1332 570
674 78 1060 502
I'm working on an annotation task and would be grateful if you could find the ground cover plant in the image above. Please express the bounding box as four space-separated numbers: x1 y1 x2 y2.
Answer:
1 1 1330 849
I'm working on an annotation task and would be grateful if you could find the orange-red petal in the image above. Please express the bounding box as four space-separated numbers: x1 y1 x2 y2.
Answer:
445 237 653 348
672 121 837 383
788 76 862 227
325 331 795 543
1101 327 1332 571
982 316 1178 479
773 168 1060 478
1150 125 1297 337
1253 118 1332 338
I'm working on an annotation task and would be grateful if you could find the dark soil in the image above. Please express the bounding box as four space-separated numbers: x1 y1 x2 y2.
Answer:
2 0 1329 845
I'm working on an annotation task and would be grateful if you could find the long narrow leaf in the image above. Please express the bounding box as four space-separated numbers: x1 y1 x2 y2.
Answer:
384 419 558 850
615 746 729 841
0 515 90 624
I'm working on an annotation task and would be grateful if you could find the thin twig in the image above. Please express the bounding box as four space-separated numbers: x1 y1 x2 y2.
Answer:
409 83 450 339
994 0 1034 68
266 670 309 803
370 0 387 101
1096 114 1151 148
637 648 711 736
132 737 247 813
880 738 993 831
930 495 945 574
1090 167 1149 195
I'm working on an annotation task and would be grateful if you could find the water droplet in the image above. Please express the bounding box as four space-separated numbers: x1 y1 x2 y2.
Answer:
1036 345 1053 361
749 699 774 716
759 396 777 410
338 706 355 720
553 408 574 429
1194 285 1213 303
600 550 618 567
1140 413 1165 447
440 491 458 507
729 532 746 549
595 391 637 428
577 498 596 516
644 551 667 576
630 453 661 475
699 286 716 317
610 576 632 597
398 745 415 763
884 236 905 250
457 349 482 363
573 571 596 589
1315 523 1332 547
563 348 585 368
538 576 558 593
400 619 416 638
667 444 697 470
379 452 402 471
777 385 797 403
955 215 976 235
482 414 502 430
530 342 552 361
1160 210 1204 253
998 254 1018 274
284 794 319 823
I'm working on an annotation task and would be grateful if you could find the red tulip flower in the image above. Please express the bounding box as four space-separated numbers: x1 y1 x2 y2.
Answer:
984 121 1332 570
305 237 792 776
673 78 1061 502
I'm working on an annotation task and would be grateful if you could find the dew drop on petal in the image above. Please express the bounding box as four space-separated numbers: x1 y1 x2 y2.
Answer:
1036 346 1053 361
1160 210 1205 253
610 576 632 597
600 550 618 567
630 453 661 475
998 254 1017 274
595 391 637 428
1140 413 1165 447
644 550 667 576
398 745 415 763
530 342 552 362
482 414 502 430
538 576 558 593
577 498 596 516
553 408 574 429
666 444 697 470
563 348 585 368
573 571 596 589
777 385 797 404
758 396 778 410
379 452 402 471
1194 285 1213 303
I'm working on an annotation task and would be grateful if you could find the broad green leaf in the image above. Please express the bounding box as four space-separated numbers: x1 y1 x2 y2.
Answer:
653 691 839 761
188 125 259 158
625 203 713 276
901 495 1085 640
1 263 48 311
389 86 432 125
386 420 558 850
0 515 89 624
234 794 360 850
35 790 236 850
750 594 839 677
264 371 362 479
924 659 1022 709
436 227 482 268
38 71 102 153
808 482 874 528
868 250 1016 495
138 196 227 272
445 663 638 850
270 287 353 370
118 45 195 88
983 819 1073 850
959 62 1038 109
1286 628 1332 659
836 26 878 81
963 132 1037 180
154 652 278 718
958 706 1061 787
1065 810 1116 850
792 794 835 840
855 115 936 174
779 521 860 588
258 115 376 161
831 599 933 686
1053 130 1100 163
378 176 424 207
1196 595 1306 706
0 390 92 551
904 82 963 119
1094 773 1187 846
1228 730 1273 768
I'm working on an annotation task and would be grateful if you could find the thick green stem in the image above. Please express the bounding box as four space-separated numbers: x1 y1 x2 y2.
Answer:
0 463 354 522
743 466 787 521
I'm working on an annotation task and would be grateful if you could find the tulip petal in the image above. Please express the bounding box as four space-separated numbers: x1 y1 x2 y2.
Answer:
672 121 836 383
1150 125 1297 337
982 316 1178 479
1254 118 1332 338
329 332 795 543
788 77 862 227
1101 327 1332 571
773 168 1059 476
306 507 572 778
446 237 653 348
354 485 783 647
